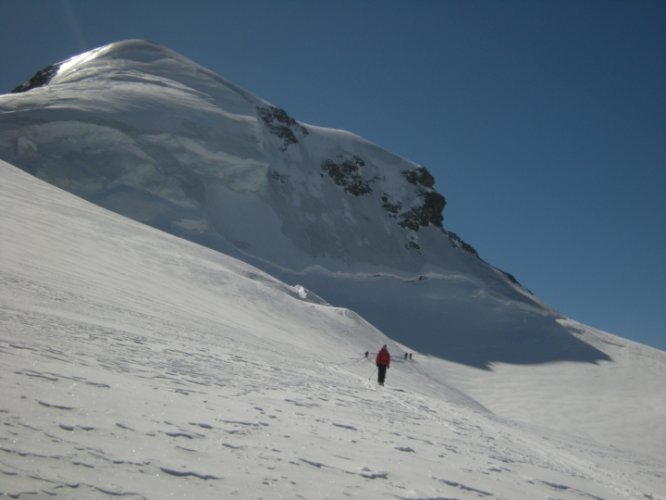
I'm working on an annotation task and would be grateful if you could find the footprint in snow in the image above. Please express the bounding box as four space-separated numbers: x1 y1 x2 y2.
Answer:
37 400 75 411
159 467 221 480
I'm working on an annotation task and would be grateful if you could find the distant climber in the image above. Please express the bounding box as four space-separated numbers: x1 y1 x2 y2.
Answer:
376 345 391 386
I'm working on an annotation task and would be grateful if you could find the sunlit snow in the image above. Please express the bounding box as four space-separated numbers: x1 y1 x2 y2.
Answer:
1 40 665 499
1 160 665 498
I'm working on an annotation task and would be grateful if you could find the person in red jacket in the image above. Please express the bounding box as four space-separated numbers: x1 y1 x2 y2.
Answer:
375 344 391 386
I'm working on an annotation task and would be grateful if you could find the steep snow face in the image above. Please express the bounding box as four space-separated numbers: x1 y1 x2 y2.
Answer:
1 160 664 498
0 40 608 367
9 41 451 270
4 40 269 211
2 39 443 271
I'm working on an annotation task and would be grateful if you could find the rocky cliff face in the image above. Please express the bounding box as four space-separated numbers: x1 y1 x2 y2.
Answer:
12 63 61 93
254 99 455 258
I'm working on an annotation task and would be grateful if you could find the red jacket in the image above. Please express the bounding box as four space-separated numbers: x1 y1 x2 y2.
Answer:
376 347 390 367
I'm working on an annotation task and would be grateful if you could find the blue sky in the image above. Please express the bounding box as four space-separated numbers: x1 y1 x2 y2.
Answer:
2 0 664 351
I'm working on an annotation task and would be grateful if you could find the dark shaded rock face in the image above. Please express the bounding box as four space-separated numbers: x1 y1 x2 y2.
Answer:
321 154 447 233
447 230 479 257
381 193 401 218
396 166 446 230
398 191 446 231
257 105 308 151
12 64 61 93
402 167 435 188
321 155 375 196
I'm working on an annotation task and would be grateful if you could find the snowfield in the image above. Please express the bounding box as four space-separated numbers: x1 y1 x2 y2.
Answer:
1 160 665 499
1 40 665 499
0 40 623 373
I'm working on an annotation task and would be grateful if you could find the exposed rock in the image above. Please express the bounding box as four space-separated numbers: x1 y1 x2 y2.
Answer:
322 157 446 232
501 270 522 287
321 154 374 196
381 193 401 218
402 166 435 188
398 191 446 231
12 64 61 93
446 230 479 257
257 105 308 151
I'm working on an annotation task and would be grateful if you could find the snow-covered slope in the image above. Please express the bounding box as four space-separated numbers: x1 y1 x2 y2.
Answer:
0 39 608 368
1 159 664 499
1 41 666 488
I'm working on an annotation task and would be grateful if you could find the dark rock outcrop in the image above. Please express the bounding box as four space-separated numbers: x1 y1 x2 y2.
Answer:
402 166 435 188
12 64 61 93
447 230 479 256
321 154 375 196
381 193 401 218
397 191 446 231
257 105 308 151
396 166 446 230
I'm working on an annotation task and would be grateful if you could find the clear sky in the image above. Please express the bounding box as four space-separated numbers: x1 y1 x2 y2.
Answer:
2 0 664 351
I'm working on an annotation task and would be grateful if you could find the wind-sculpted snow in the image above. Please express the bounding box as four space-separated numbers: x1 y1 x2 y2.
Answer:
0 40 613 368
1 160 664 498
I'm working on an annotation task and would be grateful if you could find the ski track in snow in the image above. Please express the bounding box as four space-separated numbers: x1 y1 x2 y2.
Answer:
1 161 665 499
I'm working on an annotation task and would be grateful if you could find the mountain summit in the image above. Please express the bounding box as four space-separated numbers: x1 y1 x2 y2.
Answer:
1 40 605 367
7 39 453 268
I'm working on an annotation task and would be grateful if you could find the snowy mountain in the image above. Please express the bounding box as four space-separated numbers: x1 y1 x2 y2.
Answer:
1 40 665 497
0 39 605 369
1 160 664 499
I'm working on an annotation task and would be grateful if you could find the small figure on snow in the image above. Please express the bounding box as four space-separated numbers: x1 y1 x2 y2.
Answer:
376 344 391 386
365 351 369 359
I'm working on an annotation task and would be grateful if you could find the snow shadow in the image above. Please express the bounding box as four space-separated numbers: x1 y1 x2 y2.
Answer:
304 276 613 370
367 309 612 369
434 318 612 369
